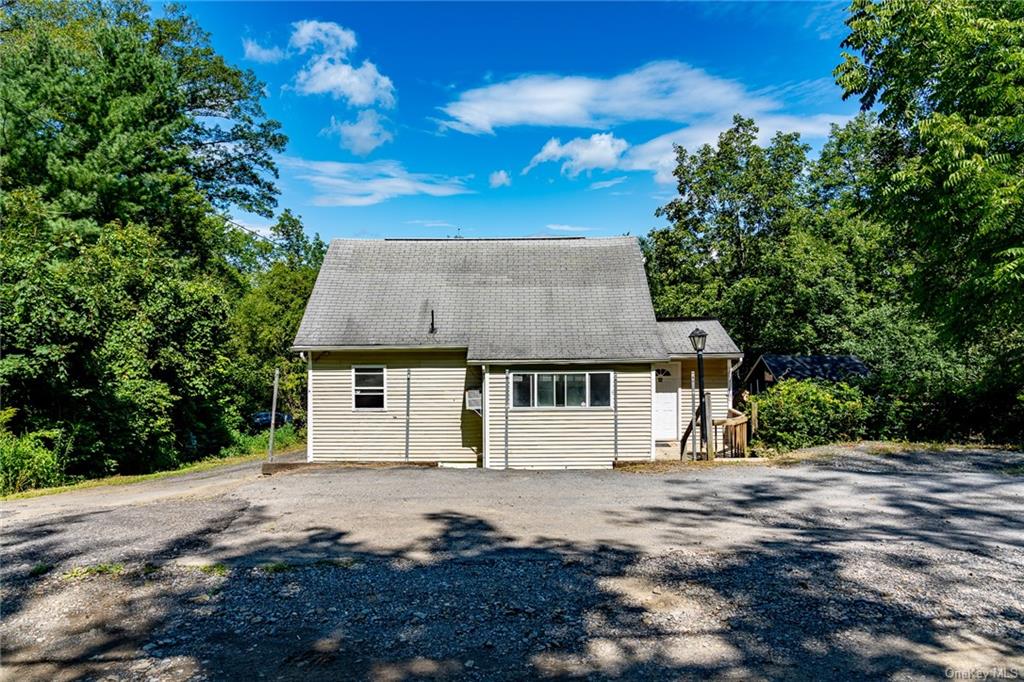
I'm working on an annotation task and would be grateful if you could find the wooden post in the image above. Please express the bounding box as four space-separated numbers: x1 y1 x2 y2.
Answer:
268 367 280 462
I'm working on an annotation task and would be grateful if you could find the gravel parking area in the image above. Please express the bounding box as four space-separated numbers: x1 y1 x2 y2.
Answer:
2 444 1023 680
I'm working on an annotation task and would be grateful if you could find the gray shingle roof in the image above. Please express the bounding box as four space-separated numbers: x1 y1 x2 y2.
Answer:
293 237 674 362
656 319 741 356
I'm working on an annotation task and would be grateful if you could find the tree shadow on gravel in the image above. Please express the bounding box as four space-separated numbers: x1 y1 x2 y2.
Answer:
3 508 710 680
610 463 1024 679
3 458 1023 680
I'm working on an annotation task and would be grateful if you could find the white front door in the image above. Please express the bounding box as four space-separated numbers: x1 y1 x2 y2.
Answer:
653 363 680 441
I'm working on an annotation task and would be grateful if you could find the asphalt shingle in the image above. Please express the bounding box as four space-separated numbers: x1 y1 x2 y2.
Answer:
656 319 742 356
759 354 870 382
293 237 678 362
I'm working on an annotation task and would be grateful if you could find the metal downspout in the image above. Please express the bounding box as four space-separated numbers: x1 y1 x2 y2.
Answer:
613 371 619 462
404 368 411 462
504 368 510 469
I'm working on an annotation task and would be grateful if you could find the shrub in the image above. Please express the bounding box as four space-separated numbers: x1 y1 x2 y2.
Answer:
752 379 872 451
217 423 300 458
0 409 68 494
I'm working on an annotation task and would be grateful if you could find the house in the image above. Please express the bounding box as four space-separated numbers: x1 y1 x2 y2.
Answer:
742 353 870 395
292 237 742 469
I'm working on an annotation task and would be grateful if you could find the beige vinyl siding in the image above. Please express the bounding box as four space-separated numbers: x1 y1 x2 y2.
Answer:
678 358 731 453
485 364 652 469
310 350 481 463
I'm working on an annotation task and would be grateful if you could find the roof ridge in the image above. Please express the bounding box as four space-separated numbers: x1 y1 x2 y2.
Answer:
327 236 636 243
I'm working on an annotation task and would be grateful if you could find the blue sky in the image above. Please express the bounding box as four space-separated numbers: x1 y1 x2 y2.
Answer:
174 1 858 240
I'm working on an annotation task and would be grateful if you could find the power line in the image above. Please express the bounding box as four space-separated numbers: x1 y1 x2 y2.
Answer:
219 214 280 245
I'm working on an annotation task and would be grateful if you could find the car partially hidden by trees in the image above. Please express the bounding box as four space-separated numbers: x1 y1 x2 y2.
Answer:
249 412 294 431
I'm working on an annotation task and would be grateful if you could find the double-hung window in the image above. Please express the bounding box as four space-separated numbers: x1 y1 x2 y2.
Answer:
510 371 613 408
353 366 386 410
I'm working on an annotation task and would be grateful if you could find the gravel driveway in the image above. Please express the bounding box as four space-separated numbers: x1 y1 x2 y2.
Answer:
2 444 1023 680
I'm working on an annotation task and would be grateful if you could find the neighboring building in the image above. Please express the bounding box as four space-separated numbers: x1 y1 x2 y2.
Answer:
292 237 742 469
742 354 870 395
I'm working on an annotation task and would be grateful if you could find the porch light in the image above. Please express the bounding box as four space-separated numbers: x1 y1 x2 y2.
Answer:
688 327 708 353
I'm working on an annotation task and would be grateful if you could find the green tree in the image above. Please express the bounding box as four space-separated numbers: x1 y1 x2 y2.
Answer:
836 0 1024 441
1 199 234 475
644 115 864 356
641 112 1014 443
0 0 286 255
0 0 292 476
835 0 1024 341
227 211 325 423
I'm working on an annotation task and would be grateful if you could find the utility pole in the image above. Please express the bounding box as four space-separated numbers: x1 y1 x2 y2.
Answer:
268 368 280 462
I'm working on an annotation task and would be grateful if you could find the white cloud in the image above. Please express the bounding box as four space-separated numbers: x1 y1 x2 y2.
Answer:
441 61 850 184
803 2 849 41
523 113 849 185
546 224 594 232
441 61 777 134
523 133 628 177
621 113 848 183
588 176 627 191
289 20 395 108
280 157 472 206
289 20 357 54
242 38 286 64
321 110 393 155
488 170 511 188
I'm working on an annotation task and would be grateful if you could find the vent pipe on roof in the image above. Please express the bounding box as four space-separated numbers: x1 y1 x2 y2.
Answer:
430 309 437 334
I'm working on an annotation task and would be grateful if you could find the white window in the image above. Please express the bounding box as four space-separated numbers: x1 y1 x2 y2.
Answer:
509 371 613 409
353 366 385 410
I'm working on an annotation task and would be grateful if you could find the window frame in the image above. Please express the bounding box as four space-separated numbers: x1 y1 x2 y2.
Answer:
352 365 387 411
508 371 614 410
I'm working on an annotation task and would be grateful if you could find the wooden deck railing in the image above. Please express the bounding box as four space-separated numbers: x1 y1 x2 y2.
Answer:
713 408 750 458
681 402 758 460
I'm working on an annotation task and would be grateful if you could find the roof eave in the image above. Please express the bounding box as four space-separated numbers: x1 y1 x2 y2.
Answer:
666 352 744 360
467 356 670 366
292 344 469 352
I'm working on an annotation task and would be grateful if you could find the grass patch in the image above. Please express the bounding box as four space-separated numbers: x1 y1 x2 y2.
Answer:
259 561 294 574
141 562 161 576
1 443 304 501
200 563 229 576
314 557 361 569
768 448 842 467
63 563 125 580
29 562 53 577
863 441 954 456
615 457 768 474
1003 464 1024 476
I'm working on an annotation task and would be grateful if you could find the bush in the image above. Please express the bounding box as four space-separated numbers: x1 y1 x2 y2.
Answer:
218 423 300 458
0 409 69 494
752 379 872 451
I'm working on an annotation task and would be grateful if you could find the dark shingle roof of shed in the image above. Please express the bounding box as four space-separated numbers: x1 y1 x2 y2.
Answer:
759 354 870 382
293 237 672 362
657 319 741 356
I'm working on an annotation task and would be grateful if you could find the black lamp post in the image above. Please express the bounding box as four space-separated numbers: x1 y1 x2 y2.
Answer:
689 327 708 451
